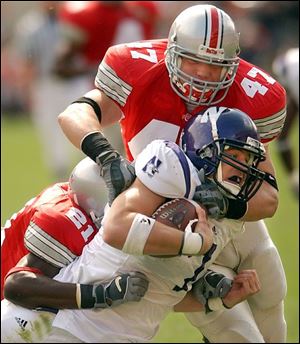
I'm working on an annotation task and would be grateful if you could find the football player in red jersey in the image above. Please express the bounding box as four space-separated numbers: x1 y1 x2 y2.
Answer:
1 158 149 310
57 4 287 342
54 1 159 79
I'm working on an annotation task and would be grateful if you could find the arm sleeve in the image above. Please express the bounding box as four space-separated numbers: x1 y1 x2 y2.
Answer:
94 45 134 108
24 210 77 268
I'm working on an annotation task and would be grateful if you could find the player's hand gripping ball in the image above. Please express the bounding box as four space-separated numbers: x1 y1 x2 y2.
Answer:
151 198 199 257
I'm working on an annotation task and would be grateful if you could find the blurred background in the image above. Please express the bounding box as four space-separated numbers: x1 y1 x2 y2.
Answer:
1 1 299 342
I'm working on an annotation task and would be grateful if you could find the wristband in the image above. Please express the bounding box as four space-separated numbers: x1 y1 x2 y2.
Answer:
181 231 203 255
122 214 155 255
80 131 107 162
78 284 95 309
226 198 248 219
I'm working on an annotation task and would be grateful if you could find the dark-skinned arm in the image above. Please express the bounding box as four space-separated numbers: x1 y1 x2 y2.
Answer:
4 253 77 309
4 252 149 310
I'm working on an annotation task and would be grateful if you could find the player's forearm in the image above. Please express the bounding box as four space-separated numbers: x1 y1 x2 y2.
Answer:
58 89 122 149
58 103 102 149
241 181 278 221
103 211 184 256
241 146 278 221
4 272 78 309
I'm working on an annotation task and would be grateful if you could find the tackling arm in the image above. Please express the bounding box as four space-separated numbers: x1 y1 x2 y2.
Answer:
4 253 148 310
58 89 121 149
174 269 260 312
58 89 135 205
4 253 76 309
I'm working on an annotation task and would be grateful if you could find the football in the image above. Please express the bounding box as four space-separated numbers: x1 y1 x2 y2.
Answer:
152 198 198 232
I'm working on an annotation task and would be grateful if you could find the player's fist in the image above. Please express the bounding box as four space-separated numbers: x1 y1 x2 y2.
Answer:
105 271 149 307
222 269 261 309
99 155 136 206
192 270 233 305
79 272 149 309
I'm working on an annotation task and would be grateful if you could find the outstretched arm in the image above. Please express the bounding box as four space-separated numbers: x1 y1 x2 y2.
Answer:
58 89 135 205
4 253 148 310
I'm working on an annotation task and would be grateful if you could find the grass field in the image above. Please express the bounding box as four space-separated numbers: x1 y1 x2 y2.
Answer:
1 115 299 342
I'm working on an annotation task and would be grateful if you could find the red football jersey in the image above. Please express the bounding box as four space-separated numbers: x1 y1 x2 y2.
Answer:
1 182 98 299
95 39 286 161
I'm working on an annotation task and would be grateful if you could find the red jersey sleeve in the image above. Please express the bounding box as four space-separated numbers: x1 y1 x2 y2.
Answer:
224 59 287 144
24 204 98 268
94 39 167 109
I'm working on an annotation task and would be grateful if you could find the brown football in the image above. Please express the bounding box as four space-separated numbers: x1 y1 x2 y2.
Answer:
152 198 198 232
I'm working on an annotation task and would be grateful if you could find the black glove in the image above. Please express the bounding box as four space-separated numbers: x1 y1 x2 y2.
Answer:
192 269 233 305
95 140 136 206
193 169 229 219
79 272 149 309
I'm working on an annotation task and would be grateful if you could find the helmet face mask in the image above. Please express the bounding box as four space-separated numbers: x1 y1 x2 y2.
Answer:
181 107 266 202
199 139 265 201
165 4 240 106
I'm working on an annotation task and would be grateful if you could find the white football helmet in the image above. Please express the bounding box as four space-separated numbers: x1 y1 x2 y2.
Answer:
68 157 107 227
165 4 240 106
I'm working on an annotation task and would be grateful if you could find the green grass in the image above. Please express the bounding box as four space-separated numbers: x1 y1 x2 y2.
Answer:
1 115 299 342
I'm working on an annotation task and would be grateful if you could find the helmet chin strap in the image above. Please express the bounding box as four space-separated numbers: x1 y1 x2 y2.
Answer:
217 161 241 197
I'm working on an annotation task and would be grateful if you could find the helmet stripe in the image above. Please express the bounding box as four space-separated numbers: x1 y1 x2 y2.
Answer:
203 9 208 46
219 11 224 48
209 6 219 48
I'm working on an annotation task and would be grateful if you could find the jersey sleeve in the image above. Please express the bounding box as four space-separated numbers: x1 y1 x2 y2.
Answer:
234 60 287 144
24 208 79 268
135 140 199 199
252 85 286 144
94 40 167 109
94 45 133 108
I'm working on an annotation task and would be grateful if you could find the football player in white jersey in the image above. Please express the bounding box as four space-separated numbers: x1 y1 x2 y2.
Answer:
45 107 265 343
1 107 265 343
272 47 299 198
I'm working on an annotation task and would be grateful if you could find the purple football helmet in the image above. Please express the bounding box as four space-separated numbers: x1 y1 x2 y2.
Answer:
180 107 266 202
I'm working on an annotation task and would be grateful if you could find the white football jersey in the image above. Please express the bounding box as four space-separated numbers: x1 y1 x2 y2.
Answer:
50 140 244 342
